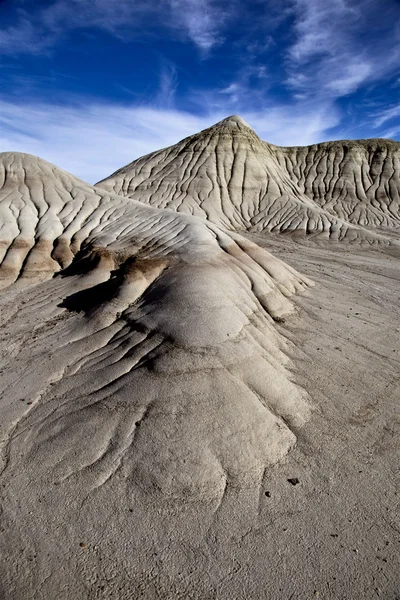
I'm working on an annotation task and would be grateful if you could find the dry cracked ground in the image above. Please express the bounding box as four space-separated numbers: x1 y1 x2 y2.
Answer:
0 116 399 599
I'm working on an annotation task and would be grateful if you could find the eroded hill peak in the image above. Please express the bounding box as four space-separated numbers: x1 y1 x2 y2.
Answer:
211 115 252 130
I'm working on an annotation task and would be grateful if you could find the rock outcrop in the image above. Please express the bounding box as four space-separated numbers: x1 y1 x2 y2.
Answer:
98 116 400 240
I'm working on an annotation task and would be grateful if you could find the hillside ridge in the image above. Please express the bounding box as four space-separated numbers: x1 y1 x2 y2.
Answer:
97 116 400 237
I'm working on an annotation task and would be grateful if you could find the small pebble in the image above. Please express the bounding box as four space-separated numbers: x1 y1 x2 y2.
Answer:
272 316 286 323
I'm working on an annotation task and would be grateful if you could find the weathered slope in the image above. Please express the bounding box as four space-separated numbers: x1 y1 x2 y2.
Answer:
97 117 370 241
0 151 313 596
0 151 309 303
97 116 398 241
274 138 400 228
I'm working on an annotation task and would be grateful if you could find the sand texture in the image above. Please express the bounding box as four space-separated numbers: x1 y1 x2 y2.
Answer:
0 119 399 599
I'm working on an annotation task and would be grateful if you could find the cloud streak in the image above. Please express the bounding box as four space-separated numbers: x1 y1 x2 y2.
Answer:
0 0 398 169
0 0 230 55
0 100 217 182
166 0 229 51
0 97 343 183
285 0 400 100
0 0 158 55
373 104 400 128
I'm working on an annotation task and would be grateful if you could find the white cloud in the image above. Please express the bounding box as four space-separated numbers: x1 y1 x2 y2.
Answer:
245 104 341 146
381 128 400 139
0 100 218 182
285 0 399 100
0 98 342 183
373 104 400 128
288 0 356 64
0 17 54 55
0 0 230 55
324 60 372 96
156 63 179 106
166 0 229 51
41 0 152 33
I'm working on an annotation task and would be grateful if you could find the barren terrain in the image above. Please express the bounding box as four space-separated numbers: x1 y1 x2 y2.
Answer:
0 117 399 599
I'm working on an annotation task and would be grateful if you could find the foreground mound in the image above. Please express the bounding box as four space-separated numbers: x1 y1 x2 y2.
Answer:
98 116 399 241
0 152 312 597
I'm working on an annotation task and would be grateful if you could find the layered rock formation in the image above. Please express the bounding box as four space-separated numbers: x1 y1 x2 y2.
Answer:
275 139 400 228
1 117 399 598
98 115 400 239
0 152 313 597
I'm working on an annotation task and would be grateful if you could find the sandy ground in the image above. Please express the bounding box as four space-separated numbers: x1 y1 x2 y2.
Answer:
233 234 400 600
0 234 399 599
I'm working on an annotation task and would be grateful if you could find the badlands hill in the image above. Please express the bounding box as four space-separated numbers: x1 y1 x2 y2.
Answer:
0 117 399 600
98 115 400 238
0 151 314 598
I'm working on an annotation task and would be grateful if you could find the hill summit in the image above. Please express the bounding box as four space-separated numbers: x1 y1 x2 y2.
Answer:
97 115 400 239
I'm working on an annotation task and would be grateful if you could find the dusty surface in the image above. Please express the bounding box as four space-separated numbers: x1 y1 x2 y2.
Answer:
0 151 314 598
0 233 398 599
237 234 400 600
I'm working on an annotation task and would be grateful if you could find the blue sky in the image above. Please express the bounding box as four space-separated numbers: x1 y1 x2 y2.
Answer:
1 0 400 182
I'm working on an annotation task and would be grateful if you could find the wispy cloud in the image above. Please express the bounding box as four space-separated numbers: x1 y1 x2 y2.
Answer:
285 0 400 100
0 96 344 183
288 0 357 64
166 0 230 52
156 63 179 107
194 61 273 112
373 104 400 128
381 127 400 139
0 17 54 55
0 0 230 55
0 0 157 56
245 103 341 146
0 100 218 182
42 0 152 33
1 0 398 171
